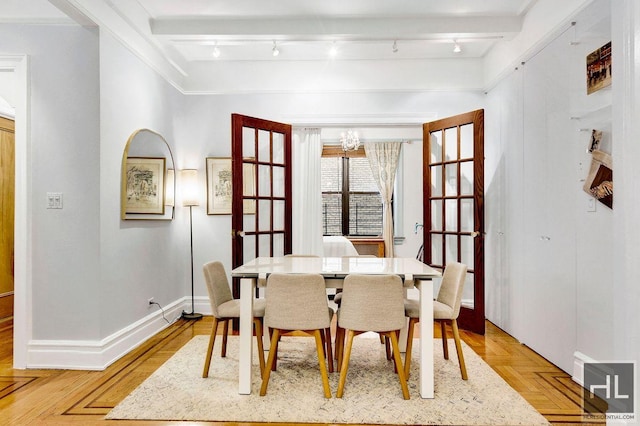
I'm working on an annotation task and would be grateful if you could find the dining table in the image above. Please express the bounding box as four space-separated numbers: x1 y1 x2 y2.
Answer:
231 256 442 398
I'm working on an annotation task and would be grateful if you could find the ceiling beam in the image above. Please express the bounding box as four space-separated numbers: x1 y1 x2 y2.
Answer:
151 16 522 41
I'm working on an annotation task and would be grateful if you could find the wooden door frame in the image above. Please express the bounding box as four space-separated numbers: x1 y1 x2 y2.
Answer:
423 109 485 335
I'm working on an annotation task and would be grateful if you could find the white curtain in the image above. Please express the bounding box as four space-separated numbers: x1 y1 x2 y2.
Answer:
292 128 324 255
365 142 402 257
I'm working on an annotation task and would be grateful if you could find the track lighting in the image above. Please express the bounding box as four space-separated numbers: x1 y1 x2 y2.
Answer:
392 40 398 53
453 40 461 53
272 41 280 57
212 44 220 58
329 42 338 58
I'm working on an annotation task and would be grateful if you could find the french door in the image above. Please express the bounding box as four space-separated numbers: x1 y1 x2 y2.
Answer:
423 109 485 334
231 114 292 299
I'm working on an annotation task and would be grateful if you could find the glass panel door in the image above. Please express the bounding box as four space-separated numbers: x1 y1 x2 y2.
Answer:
231 114 292 300
423 109 485 334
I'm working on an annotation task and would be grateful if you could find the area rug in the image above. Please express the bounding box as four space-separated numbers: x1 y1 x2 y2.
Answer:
107 335 549 425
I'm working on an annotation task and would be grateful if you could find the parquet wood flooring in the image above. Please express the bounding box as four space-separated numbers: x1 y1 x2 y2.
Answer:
0 316 603 425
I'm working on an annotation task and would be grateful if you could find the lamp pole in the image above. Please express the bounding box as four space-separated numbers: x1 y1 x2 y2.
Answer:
181 167 202 320
183 204 202 320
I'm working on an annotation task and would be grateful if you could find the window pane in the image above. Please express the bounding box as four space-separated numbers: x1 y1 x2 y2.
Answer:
460 161 473 195
273 233 285 256
273 165 284 197
243 127 255 158
445 163 458 196
431 233 443 265
349 193 382 236
322 193 342 235
430 132 442 164
349 157 378 192
445 199 458 232
431 199 442 231
258 164 271 196
258 200 271 231
460 124 474 159
258 130 270 162
430 165 442 197
445 234 458 264
273 132 284 164
444 127 458 161
321 157 342 192
460 198 474 232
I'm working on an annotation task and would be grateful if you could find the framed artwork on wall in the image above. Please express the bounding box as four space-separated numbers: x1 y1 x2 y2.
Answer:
586 41 612 95
124 157 166 214
206 157 232 214
205 157 256 215
583 149 613 209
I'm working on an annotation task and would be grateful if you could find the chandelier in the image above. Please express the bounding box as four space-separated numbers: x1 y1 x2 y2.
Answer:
340 130 360 151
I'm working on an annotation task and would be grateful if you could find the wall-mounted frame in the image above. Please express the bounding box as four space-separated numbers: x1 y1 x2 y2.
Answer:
583 149 613 209
206 157 232 214
121 129 176 220
206 157 256 215
125 157 166 214
586 41 611 95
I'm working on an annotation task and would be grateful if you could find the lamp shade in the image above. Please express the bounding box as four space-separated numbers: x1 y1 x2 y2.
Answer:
165 169 175 206
180 169 199 206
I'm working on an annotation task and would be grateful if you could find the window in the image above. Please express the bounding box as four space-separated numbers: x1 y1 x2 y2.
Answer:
321 147 383 236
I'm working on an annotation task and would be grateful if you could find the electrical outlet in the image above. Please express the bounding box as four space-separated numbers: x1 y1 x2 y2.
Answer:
148 297 154 305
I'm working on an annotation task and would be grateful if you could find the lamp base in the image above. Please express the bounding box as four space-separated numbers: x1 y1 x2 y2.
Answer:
182 311 203 320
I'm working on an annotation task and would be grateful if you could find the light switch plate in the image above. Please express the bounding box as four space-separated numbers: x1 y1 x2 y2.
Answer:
47 192 63 209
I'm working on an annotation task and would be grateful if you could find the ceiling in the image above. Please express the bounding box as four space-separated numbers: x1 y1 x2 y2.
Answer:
3 0 538 63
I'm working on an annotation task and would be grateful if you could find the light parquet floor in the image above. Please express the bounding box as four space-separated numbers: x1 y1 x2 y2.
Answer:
0 317 603 425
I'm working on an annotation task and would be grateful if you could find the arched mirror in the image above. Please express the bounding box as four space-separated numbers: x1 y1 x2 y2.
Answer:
121 129 176 220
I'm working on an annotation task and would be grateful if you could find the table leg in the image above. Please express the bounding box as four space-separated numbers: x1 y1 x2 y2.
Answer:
239 277 255 394
418 278 434 398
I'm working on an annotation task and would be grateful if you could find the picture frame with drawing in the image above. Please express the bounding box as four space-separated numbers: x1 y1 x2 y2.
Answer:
124 157 166 215
206 157 256 215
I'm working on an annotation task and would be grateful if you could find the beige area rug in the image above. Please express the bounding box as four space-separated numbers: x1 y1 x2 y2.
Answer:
107 335 549 425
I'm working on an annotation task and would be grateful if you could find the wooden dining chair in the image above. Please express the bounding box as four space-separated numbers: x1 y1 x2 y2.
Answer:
201 261 265 378
404 262 468 380
260 273 333 398
335 274 410 400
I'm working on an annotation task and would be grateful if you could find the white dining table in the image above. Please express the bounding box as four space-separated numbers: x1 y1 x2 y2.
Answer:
231 256 442 399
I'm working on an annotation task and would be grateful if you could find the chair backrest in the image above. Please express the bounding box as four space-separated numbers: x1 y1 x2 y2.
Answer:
338 274 405 332
436 262 468 319
202 261 234 318
265 273 330 330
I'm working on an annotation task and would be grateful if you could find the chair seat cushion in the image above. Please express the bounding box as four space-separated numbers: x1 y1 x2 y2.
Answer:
404 299 454 320
217 298 266 318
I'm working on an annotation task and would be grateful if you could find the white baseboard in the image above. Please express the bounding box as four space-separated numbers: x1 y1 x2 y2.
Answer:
573 350 599 386
26 296 211 370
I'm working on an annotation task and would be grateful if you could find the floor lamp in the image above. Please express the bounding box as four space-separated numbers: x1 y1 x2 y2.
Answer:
181 169 202 320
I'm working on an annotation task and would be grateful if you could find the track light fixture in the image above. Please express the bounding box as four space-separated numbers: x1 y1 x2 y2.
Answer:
329 42 338 58
453 40 462 53
392 40 398 53
212 42 220 58
272 41 280 57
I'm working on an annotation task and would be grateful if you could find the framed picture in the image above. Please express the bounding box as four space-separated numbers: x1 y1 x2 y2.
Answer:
588 129 602 153
583 149 613 209
586 41 612 95
125 157 166 214
206 157 233 214
206 157 257 215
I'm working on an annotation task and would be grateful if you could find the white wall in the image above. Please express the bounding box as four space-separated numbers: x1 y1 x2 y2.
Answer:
485 0 616 374
0 23 102 341
98 30 187 338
